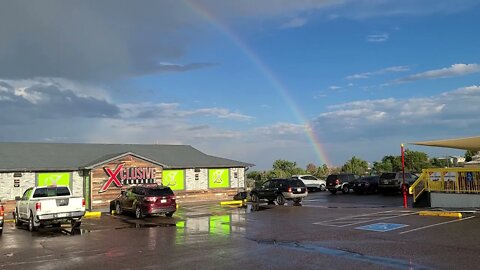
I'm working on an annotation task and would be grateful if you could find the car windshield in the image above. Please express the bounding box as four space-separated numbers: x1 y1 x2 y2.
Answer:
33 187 70 198
381 173 397 180
146 188 173 196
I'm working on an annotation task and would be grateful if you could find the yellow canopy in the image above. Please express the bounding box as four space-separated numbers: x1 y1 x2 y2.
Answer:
410 136 480 151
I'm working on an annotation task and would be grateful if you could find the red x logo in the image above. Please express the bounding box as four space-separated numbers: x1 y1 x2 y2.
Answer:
100 164 124 193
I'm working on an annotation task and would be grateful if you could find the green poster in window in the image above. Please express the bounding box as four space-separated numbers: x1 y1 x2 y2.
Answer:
162 170 185 190
38 172 71 187
209 169 229 188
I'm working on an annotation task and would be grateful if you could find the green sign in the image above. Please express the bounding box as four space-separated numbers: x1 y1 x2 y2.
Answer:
162 170 185 190
38 172 71 187
209 169 229 188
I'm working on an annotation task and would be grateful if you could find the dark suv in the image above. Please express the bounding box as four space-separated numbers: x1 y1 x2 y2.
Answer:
326 174 358 194
111 185 176 219
250 178 308 205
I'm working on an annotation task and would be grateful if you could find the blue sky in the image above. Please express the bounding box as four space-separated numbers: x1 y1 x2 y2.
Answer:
1 1 480 170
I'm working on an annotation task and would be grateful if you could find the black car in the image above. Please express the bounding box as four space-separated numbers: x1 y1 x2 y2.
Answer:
353 176 380 194
326 174 358 194
250 178 308 205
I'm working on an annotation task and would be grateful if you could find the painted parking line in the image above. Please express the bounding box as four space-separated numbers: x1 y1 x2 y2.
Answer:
399 216 476 234
314 210 418 227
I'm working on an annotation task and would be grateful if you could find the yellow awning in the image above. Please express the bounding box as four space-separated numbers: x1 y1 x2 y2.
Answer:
410 136 480 151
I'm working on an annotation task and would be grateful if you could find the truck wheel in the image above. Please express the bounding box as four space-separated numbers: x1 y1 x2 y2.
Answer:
276 194 285 205
71 219 82 228
342 185 350 194
29 212 38 232
293 198 302 204
135 206 144 219
14 209 22 227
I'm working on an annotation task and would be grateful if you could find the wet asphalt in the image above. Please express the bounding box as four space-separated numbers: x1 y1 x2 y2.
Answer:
1 191 479 270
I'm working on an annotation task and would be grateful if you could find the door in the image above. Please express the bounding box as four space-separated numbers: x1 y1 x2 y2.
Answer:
19 188 32 219
123 187 136 210
258 181 271 199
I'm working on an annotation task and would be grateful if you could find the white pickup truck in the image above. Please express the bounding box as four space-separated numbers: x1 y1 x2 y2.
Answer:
14 186 85 232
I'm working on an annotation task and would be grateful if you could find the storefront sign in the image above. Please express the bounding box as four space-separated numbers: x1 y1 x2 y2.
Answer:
162 170 185 190
209 169 229 188
14 179 20 187
100 164 156 193
38 172 71 187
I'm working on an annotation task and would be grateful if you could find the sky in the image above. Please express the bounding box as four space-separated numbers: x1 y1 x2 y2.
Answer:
1 0 480 170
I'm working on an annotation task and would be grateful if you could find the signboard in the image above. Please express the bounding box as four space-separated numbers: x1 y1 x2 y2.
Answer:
443 171 456 182
37 172 71 187
466 172 474 182
429 172 441 181
209 169 229 188
14 179 20 187
162 170 185 190
100 164 156 193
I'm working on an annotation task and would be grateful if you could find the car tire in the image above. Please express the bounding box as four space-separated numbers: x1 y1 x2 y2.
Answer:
276 194 285 206
0 228 2 235
329 190 337 195
293 198 302 204
135 205 144 219
342 185 349 194
320 184 326 191
115 202 123 215
71 219 81 228
14 209 22 227
251 193 259 203
29 212 38 232
165 212 174 217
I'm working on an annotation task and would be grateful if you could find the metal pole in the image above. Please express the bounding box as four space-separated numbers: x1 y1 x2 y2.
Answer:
401 144 407 208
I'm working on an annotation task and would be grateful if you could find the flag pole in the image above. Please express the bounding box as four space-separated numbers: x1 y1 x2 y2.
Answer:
401 144 407 208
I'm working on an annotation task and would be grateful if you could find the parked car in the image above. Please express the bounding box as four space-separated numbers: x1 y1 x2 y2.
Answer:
14 186 85 232
291 175 326 191
378 172 418 193
0 203 4 235
326 174 359 194
353 176 380 194
250 178 308 205
112 185 176 219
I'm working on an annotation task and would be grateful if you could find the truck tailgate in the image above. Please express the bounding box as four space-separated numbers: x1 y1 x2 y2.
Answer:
34 197 84 214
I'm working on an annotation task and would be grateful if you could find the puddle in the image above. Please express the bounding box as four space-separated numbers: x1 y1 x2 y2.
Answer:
246 204 269 213
115 221 176 230
256 240 432 270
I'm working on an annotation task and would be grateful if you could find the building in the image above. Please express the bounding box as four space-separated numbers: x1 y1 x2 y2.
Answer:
0 142 253 211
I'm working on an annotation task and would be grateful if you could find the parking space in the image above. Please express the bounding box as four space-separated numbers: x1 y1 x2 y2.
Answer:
1 192 480 270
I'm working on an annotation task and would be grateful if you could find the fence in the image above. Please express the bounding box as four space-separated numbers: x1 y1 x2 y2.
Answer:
409 167 480 202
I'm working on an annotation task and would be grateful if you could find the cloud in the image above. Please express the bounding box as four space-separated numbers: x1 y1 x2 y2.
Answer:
329 85 342 90
346 66 410 80
394 63 480 83
0 80 119 124
280 17 307 29
366 33 389 42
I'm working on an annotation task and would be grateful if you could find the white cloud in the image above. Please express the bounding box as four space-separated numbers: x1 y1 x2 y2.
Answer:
280 17 307 29
395 63 480 83
346 66 409 80
329 85 342 90
366 33 389 42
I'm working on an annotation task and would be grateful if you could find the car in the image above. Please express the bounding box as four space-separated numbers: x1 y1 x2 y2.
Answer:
326 173 359 194
14 186 85 232
291 175 326 191
0 203 4 235
250 178 308 205
353 176 380 194
378 172 418 193
112 185 176 219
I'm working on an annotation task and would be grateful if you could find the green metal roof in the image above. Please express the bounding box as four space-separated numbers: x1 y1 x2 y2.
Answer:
0 142 254 172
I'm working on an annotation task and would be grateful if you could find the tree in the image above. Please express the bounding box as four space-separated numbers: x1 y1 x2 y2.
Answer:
341 156 369 175
404 150 429 172
465 150 478 162
271 159 305 178
306 163 317 175
430 158 449 168
373 155 401 174
315 164 330 179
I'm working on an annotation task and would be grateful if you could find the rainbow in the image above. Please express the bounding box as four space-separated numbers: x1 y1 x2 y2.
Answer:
184 1 332 167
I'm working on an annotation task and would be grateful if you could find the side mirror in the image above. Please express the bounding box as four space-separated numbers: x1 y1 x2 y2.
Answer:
15 196 21 201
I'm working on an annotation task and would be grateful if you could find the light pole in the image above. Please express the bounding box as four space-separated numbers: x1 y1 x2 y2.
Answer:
401 144 407 208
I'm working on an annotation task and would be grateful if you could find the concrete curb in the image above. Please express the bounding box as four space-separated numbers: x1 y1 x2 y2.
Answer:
419 211 463 218
220 200 245 206
84 212 102 218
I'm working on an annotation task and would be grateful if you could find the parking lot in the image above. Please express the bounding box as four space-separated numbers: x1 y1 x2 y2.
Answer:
1 191 479 270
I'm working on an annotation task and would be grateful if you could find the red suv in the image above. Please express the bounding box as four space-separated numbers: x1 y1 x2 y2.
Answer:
112 185 176 219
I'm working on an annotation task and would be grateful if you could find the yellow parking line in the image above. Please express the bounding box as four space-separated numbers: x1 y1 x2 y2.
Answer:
419 211 463 218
